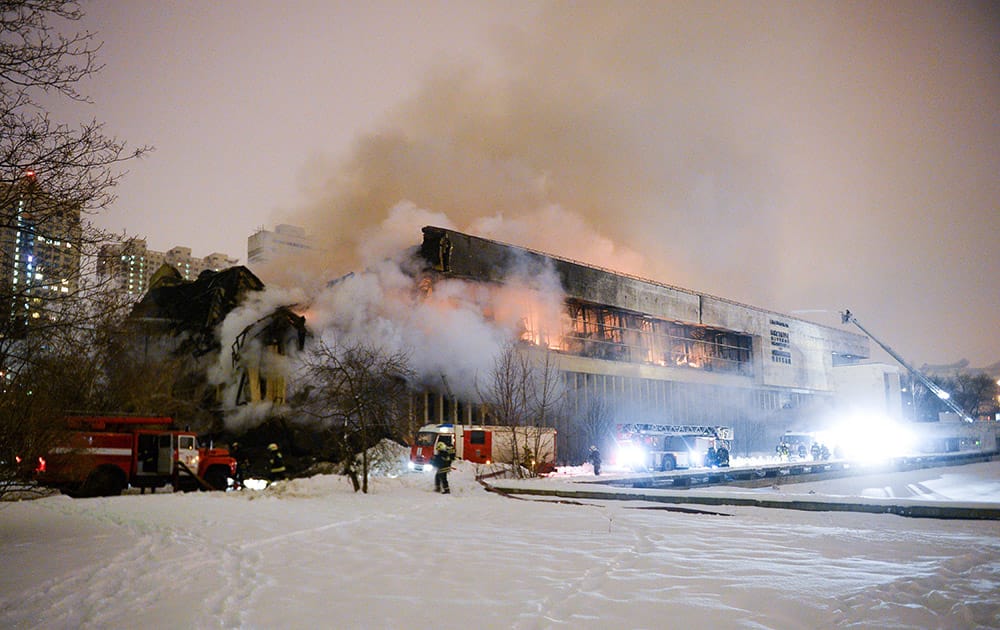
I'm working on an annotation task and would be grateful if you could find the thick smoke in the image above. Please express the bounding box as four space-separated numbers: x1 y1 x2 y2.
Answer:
209 285 308 432
301 203 569 399
275 2 998 367
218 202 568 430
217 4 998 433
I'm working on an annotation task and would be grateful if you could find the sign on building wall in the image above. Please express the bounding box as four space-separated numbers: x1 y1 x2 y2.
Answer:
769 319 792 365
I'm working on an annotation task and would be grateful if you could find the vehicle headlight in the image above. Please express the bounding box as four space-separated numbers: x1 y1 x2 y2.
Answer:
617 444 646 468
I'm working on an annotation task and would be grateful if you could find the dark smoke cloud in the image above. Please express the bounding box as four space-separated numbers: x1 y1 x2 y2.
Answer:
280 2 998 367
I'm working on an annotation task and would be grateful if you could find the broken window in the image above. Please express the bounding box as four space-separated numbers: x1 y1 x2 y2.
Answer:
562 300 752 374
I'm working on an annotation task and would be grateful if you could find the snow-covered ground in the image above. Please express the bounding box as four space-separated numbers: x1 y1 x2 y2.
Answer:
2 459 998 629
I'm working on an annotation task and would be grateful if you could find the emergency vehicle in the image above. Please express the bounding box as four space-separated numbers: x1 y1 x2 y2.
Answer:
409 423 557 473
615 423 733 471
33 416 236 497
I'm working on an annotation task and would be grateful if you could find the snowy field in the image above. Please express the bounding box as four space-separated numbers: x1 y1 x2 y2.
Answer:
2 460 999 630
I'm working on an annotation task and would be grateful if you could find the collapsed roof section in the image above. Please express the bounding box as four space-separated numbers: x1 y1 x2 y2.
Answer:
230 306 308 406
129 265 268 357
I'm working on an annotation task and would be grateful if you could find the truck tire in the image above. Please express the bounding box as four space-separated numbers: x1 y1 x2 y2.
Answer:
203 467 229 491
60 485 83 498
660 455 676 472
81 466 124 497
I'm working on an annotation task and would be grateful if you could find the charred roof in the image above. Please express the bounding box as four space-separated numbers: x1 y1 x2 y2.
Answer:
129 265 266 356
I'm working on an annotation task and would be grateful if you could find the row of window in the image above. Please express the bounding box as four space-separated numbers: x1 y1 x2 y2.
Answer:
521 300 754 375
410 372 817 431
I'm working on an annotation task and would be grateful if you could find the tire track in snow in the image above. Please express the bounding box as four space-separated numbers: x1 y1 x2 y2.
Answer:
517 506 663 627
237 514 371 550
0 497 266 630
830 543 1000 628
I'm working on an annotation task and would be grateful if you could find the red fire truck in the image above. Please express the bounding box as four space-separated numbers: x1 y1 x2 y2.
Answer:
33 416 237 497
409 423 557 474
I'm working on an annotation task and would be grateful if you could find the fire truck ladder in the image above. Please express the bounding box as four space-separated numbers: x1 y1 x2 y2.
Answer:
618 424 734 440
841 309 973 423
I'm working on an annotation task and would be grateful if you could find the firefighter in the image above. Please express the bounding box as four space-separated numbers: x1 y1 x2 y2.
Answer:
431 440 454 494
776 442 790 460
716 445 730 467
588 445 602 476
267 443 287 483
231 441 245 489
438 233 452 271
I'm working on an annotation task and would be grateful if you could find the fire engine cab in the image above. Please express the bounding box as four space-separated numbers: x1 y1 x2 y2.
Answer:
34 416 236 497
615 423 733 471
409 423 557 473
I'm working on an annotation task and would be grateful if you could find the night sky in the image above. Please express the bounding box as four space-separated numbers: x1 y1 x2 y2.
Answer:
69 2 997 368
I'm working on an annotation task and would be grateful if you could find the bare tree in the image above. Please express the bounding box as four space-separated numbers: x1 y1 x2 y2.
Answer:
932 373 999 422
1 0 148 357
2 1 146 202
296 340 412 493
523 348 564 472
478 343 563 477
0 1 147 495
574 395 615 464
0 357 69 499
732 413 769 457
65 290 218 424
478 342 531 476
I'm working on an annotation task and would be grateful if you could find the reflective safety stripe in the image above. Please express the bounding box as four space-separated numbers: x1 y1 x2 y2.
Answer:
50 447 133 457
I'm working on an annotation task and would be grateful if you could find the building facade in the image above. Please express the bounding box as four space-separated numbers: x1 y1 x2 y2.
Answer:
0 175 82 326
98 239 238 300
247 224 313 266
412 226 874 459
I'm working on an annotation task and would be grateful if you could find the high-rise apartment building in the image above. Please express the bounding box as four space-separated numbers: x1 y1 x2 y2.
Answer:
0 173 82 325
247 224 313 265
98 239 238 299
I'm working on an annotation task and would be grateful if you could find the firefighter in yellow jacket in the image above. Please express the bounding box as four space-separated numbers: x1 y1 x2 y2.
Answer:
431 441 455 494
267 443 287 483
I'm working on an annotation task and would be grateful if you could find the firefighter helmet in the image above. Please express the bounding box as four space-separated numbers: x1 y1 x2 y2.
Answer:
268 443 279 451
435 441 448 452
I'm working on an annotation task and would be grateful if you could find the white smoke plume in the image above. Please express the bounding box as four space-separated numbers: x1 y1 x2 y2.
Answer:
302 202 568 398
210 284 308 431
218 202 569 429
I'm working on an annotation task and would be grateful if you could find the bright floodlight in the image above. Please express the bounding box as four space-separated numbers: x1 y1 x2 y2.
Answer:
827 411 918 464
616 443 646 470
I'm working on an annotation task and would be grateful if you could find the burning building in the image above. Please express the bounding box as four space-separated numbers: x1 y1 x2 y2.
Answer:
128 264 307 418
412 226 872 457
118 222 878 461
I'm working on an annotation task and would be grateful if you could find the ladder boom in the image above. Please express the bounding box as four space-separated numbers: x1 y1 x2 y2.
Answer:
841 310 973 423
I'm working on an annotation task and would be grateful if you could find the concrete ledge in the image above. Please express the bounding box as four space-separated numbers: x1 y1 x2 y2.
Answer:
585 450 999 490
485 484 1000 520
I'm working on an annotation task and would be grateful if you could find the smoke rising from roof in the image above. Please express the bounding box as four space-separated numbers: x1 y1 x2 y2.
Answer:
219 203 569 432
277 2 997 367
298 215 569 400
